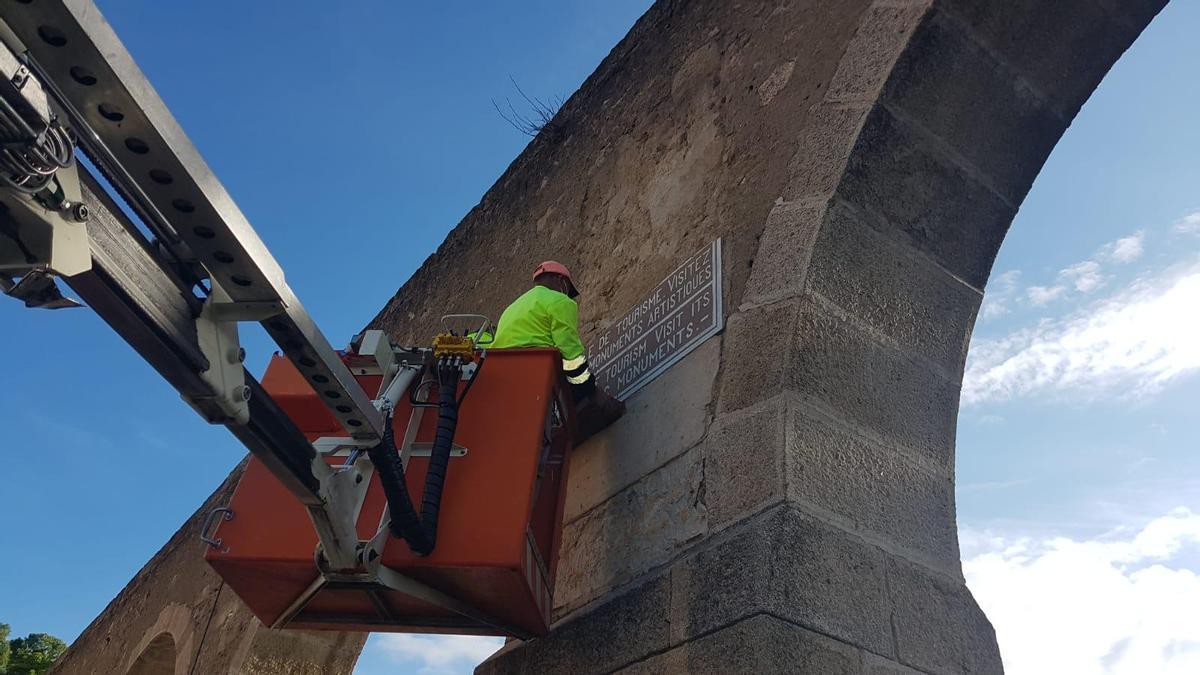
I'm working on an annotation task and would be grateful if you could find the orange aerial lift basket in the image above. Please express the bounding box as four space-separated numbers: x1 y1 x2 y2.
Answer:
204 346 575 638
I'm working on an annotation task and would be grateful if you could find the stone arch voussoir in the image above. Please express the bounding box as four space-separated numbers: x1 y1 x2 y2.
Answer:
124 604 193 675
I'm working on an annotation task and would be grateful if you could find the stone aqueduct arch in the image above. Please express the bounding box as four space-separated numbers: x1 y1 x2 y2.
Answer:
51 0 1166 673
126 633 177 675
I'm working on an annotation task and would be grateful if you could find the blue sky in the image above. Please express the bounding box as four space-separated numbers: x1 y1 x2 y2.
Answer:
1 2 1198 674
954 3 1200 670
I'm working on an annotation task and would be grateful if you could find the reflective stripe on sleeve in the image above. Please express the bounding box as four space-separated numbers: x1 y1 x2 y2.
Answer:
562 355 588 371
566 369 593 385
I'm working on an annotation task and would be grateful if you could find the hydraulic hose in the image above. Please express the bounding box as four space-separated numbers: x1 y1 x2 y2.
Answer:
367 358 464 556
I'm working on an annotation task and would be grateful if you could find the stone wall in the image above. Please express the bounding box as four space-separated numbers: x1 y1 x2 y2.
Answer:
368 0 1166 672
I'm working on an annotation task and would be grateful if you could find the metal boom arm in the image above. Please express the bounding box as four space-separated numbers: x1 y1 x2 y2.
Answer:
0 0 382 570
2 0 385 442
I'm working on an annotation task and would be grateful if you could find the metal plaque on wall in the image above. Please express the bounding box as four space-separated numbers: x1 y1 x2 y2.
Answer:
590 239 723 401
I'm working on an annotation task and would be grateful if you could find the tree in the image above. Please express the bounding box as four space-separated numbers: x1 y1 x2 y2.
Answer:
0 622 10 673
6 633 66 675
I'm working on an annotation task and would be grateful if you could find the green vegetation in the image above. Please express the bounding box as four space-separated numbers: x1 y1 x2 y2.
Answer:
0 624 67 675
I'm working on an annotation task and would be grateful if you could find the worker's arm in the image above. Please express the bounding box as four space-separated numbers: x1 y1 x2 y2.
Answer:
547 295 596 400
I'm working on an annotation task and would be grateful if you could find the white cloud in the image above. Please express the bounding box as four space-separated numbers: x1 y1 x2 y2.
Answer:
371 634 504 675
1104 232 1145 264
963 259 1200 406
980 300 1010 320
1060 260 1106 292
1173 211 1200 235
1015 232 1143 310
1026 284 1067 306
958 477 1032 493
963 508 1200 675
981 270 1021 320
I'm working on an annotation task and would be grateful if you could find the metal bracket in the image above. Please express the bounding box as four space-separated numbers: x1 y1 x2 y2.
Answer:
0 31 90 297
189 290 286 425
1 267 82 309
271 544 529 638
190 283 252 424
208 299 285 322
306 456 372 572
356 329 396 377
200 507 234 550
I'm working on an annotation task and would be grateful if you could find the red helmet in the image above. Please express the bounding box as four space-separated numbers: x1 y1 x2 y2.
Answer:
533 260 578 298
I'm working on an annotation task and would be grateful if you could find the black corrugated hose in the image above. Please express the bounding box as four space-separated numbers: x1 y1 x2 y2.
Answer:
367 357 465 556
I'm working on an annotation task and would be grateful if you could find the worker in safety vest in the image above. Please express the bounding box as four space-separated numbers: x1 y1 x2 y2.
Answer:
488 261 625 441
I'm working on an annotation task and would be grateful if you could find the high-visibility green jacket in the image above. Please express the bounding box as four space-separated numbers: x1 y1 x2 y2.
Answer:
492 285 595 399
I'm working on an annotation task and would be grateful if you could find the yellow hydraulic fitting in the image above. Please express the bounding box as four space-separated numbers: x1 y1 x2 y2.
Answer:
432 333 476 362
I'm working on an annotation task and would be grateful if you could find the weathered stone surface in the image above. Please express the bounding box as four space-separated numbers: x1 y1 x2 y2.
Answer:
716 298 801 414
946 0 1160 119
564 337 719 523
785 400 960 576
369 0 875 346
782 102 872 202
704 398 787 528
620 614 865 674
555 447 706 615
881 9 1068 204
478 575 671 675
743 199 827 306
864 652 927 675
787 296 960 467
836 104 1014 289
671 505 894 656
888 557 1003 674
239 631 366 675
826 1 933 103
1095 0 1170 31
807 200 980 372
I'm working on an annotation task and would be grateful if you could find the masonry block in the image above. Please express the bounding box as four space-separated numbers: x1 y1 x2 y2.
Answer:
704 398 787 528
619 614 865 674
565 337 719 522
806 200 980 372
785 400 960 576
477 575 672 675
716 298 801 414
555 447 707 615
864 652 927 675
787 296 959 467
881 9 1068 205
945 0 1159 119
671 505 894 656
1095 0 1170 31
783 102 872 201
239 631 366 675
743 200 827 306
826 1 932 103
887 557 1003 674
836 104 1014 289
